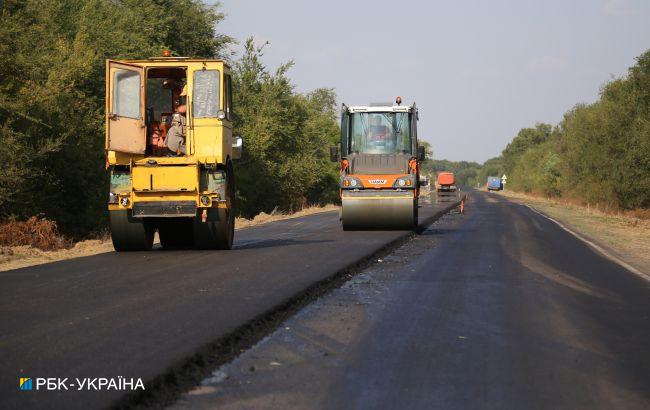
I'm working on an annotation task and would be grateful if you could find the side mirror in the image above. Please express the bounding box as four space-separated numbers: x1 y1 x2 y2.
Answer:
329 146 340 162
417 145 426 161
232 136 243 159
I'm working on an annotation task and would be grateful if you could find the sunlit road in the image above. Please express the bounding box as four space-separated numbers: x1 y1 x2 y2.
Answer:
175 191 650 410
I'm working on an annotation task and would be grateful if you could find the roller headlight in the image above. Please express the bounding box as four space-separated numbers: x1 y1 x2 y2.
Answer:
393 176 415 188
342 177 363 189
200 195 211 206
120 197 130 206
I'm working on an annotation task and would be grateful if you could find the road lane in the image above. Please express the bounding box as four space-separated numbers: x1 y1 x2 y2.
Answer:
0 200 457 409
175 190 650 409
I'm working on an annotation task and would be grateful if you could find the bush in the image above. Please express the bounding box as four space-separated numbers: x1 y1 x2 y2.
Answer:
0 216 70 251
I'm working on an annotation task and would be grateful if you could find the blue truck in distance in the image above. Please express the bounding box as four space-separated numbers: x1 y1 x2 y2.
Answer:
487 176 502 191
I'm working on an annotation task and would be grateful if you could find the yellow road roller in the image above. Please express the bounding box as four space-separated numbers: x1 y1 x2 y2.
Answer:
105 53 242 251
330 98 425 230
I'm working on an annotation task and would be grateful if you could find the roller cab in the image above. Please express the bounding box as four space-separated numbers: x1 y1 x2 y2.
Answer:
332 101 424 230
105 55 242 251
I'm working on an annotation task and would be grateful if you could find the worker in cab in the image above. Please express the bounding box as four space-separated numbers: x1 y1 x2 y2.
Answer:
166 84 187 156
368 115 389 149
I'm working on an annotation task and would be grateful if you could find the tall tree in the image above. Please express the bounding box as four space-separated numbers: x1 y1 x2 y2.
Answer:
231 38 339 217
0 0 232 236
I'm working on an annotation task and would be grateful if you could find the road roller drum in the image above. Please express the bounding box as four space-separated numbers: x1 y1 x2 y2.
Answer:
341 192 417 230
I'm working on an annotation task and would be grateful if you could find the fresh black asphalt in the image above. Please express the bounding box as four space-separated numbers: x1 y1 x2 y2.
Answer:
0 200 456 409
174 191 650 410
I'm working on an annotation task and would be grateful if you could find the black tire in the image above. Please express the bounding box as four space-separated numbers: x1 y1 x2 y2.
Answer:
109 210 155 251
193 161 235 250
158 219 194 249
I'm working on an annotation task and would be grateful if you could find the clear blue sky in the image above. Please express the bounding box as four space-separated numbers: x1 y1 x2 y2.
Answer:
215 0 649 162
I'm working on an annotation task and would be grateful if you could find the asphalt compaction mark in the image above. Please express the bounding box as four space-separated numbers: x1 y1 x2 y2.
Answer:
113 199 465 409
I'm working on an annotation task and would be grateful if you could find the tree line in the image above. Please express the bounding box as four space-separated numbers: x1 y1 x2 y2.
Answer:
475 50 649 210
0 0 339 237
420 158 482 187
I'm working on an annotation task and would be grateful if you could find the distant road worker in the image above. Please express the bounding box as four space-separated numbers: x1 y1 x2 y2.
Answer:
166 84 187 156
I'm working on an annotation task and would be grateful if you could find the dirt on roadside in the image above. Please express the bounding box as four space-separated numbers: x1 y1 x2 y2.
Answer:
0 239 115 272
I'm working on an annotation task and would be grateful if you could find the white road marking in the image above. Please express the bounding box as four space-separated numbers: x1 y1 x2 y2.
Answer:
523 204 649 282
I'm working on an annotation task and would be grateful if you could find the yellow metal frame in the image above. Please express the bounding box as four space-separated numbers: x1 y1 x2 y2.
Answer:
105 58 233 212
106 58 233 166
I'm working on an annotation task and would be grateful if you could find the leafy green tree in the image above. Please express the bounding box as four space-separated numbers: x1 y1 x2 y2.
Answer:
231 38 339 217
0 0 232 237
501 123 553 175
420 158 482 186
477 49 649 209
510 142 563 196
476 157 505 188
559 50 650 209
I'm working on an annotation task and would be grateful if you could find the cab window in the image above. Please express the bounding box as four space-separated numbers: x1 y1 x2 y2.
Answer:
193 70 220 118
113 69 140 119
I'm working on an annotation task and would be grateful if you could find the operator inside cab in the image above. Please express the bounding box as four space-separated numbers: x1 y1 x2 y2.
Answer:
166 84 187 156
368 114 392 151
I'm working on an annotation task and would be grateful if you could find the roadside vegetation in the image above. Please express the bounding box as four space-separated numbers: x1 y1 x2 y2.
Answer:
417 141 482 187
0 216 71 251
0 0 340 242
420 159 482 186
475 50 650 213
232 39 339 218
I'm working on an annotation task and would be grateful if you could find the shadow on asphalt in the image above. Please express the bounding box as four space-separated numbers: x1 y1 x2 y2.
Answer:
235 238 334 250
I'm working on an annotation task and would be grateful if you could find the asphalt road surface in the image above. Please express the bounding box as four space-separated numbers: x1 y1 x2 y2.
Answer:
0 198 456 409
174 191 650 410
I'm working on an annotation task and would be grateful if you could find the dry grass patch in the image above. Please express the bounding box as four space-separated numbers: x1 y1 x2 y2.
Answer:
0 239 115 272
0 216 71 251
